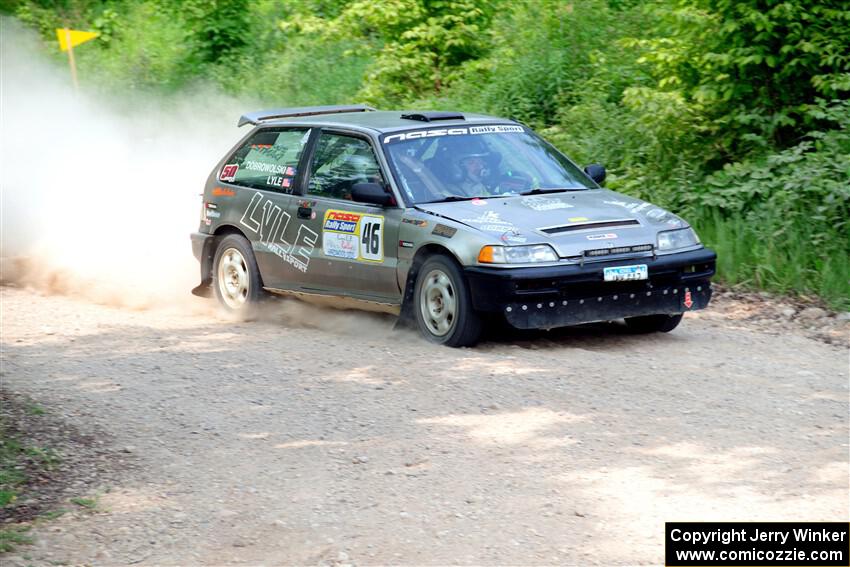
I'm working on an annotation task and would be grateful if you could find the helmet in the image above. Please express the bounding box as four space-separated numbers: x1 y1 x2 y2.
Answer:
435 136 497 182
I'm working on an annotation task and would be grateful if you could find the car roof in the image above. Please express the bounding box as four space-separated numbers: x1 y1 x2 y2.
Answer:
248 109 517 134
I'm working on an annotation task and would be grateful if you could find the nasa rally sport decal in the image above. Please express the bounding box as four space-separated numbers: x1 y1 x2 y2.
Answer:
322 210 384 262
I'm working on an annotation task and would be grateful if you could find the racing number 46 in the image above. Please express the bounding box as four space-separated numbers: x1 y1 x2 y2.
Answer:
360 216 384 262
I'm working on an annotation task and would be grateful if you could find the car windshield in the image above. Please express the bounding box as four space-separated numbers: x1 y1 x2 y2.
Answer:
381 125 594 204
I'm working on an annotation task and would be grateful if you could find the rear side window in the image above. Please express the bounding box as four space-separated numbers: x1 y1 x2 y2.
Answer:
220 128 311 193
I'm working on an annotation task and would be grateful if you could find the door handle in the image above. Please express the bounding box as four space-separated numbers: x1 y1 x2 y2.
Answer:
297 206 312 219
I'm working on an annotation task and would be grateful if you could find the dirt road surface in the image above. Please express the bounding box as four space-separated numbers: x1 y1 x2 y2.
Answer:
1 286 847 565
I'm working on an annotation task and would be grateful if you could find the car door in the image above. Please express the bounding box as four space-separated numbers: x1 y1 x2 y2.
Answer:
216 127 312 290
283 129 402 301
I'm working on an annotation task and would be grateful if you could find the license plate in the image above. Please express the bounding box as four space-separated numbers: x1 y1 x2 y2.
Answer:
603 264 648 282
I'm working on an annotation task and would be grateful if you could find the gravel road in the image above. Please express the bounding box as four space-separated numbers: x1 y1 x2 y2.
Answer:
1 286 847 565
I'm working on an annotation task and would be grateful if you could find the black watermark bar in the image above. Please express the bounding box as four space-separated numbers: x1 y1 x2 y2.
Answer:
666 522 849 566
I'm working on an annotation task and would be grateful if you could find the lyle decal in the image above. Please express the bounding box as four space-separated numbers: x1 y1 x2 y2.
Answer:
239 192 318 273
684 289 694 309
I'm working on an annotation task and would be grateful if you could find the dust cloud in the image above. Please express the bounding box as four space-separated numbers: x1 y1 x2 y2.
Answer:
0 18 247 310
0 19 398 338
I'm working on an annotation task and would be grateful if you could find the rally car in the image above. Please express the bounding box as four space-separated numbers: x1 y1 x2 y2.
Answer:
191 105 716 346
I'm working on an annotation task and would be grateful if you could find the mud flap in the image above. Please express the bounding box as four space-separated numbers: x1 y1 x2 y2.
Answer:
191 278 213 298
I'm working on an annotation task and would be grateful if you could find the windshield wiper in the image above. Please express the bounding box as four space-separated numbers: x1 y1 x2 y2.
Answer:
520 187 584 195
419 195 484 204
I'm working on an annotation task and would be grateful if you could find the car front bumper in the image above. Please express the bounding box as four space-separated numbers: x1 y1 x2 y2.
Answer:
464 247 716 329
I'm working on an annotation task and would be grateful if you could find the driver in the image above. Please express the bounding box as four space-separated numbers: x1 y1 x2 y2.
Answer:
430 136 498 197
455 152 492 196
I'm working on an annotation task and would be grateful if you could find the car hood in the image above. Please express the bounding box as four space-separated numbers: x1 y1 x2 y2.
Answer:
415 189 688 258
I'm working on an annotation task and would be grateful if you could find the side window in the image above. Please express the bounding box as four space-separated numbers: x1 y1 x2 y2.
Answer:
307 133 384 201
220 128 310 193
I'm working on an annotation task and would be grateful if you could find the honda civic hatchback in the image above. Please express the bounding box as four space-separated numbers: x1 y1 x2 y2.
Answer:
191 105 716 346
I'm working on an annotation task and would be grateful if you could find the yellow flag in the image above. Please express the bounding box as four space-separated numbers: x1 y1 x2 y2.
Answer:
55 29 99 51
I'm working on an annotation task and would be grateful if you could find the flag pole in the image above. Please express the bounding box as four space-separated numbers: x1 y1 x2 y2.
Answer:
64 27 79 91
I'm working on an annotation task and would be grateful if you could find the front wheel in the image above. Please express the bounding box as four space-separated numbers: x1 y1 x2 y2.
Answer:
414 255 482 347
212 234 264 315
624 313 683 333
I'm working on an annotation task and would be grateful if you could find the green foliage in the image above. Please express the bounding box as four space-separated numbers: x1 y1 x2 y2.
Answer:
73 2 196 93
8 0 850 306
626 0 850 158
183 0 250 65
281 0 499 106
686 100 850 307
438 0 651 125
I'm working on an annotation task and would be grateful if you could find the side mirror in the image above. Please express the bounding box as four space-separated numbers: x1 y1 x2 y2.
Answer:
584 164 606 185
351 182 395 206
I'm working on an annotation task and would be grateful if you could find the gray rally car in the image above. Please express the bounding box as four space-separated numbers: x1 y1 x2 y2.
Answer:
191 105 716 346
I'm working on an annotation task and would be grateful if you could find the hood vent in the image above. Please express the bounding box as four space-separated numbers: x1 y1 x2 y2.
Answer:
540 219 640 235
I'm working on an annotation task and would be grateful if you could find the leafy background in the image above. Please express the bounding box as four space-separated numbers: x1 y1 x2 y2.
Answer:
4 0 849 308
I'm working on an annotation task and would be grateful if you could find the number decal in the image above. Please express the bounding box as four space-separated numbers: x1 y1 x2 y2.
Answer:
359 216 384 262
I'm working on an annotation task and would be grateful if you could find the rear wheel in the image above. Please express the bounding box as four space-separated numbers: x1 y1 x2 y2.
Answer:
624 313 683 333
212 234 264 315
414 255 482 347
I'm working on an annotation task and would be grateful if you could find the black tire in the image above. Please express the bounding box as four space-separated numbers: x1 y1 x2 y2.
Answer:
624 313 683 333
212 234 264 316
413 255 482 347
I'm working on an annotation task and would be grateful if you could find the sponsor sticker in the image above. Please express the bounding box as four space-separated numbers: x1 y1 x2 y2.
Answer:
462 211 511 226
471 198 487 206
324 210 361 234
401 217 428 228
432 224 457 238
568 216 589 222
684 289 694 309
220 164 239 182
324 232 358 259
212 187 235 197
521 196 573 211
383 124 525 144
322 210 384 262
500 232 527 244
399 240 414 248
587 233 618 240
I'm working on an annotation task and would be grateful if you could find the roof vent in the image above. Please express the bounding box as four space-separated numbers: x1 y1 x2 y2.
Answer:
400 111 465 122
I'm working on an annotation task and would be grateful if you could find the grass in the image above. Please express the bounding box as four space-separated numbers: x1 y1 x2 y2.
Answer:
24 405 45 416
0 403 68 554
0 432 26 507
694 210 850 311
39 509 67 521
70 497 97 509
0 526 33 554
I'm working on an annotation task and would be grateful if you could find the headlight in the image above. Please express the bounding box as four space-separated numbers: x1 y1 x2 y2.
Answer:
657 227 700 251
478 244 559 264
